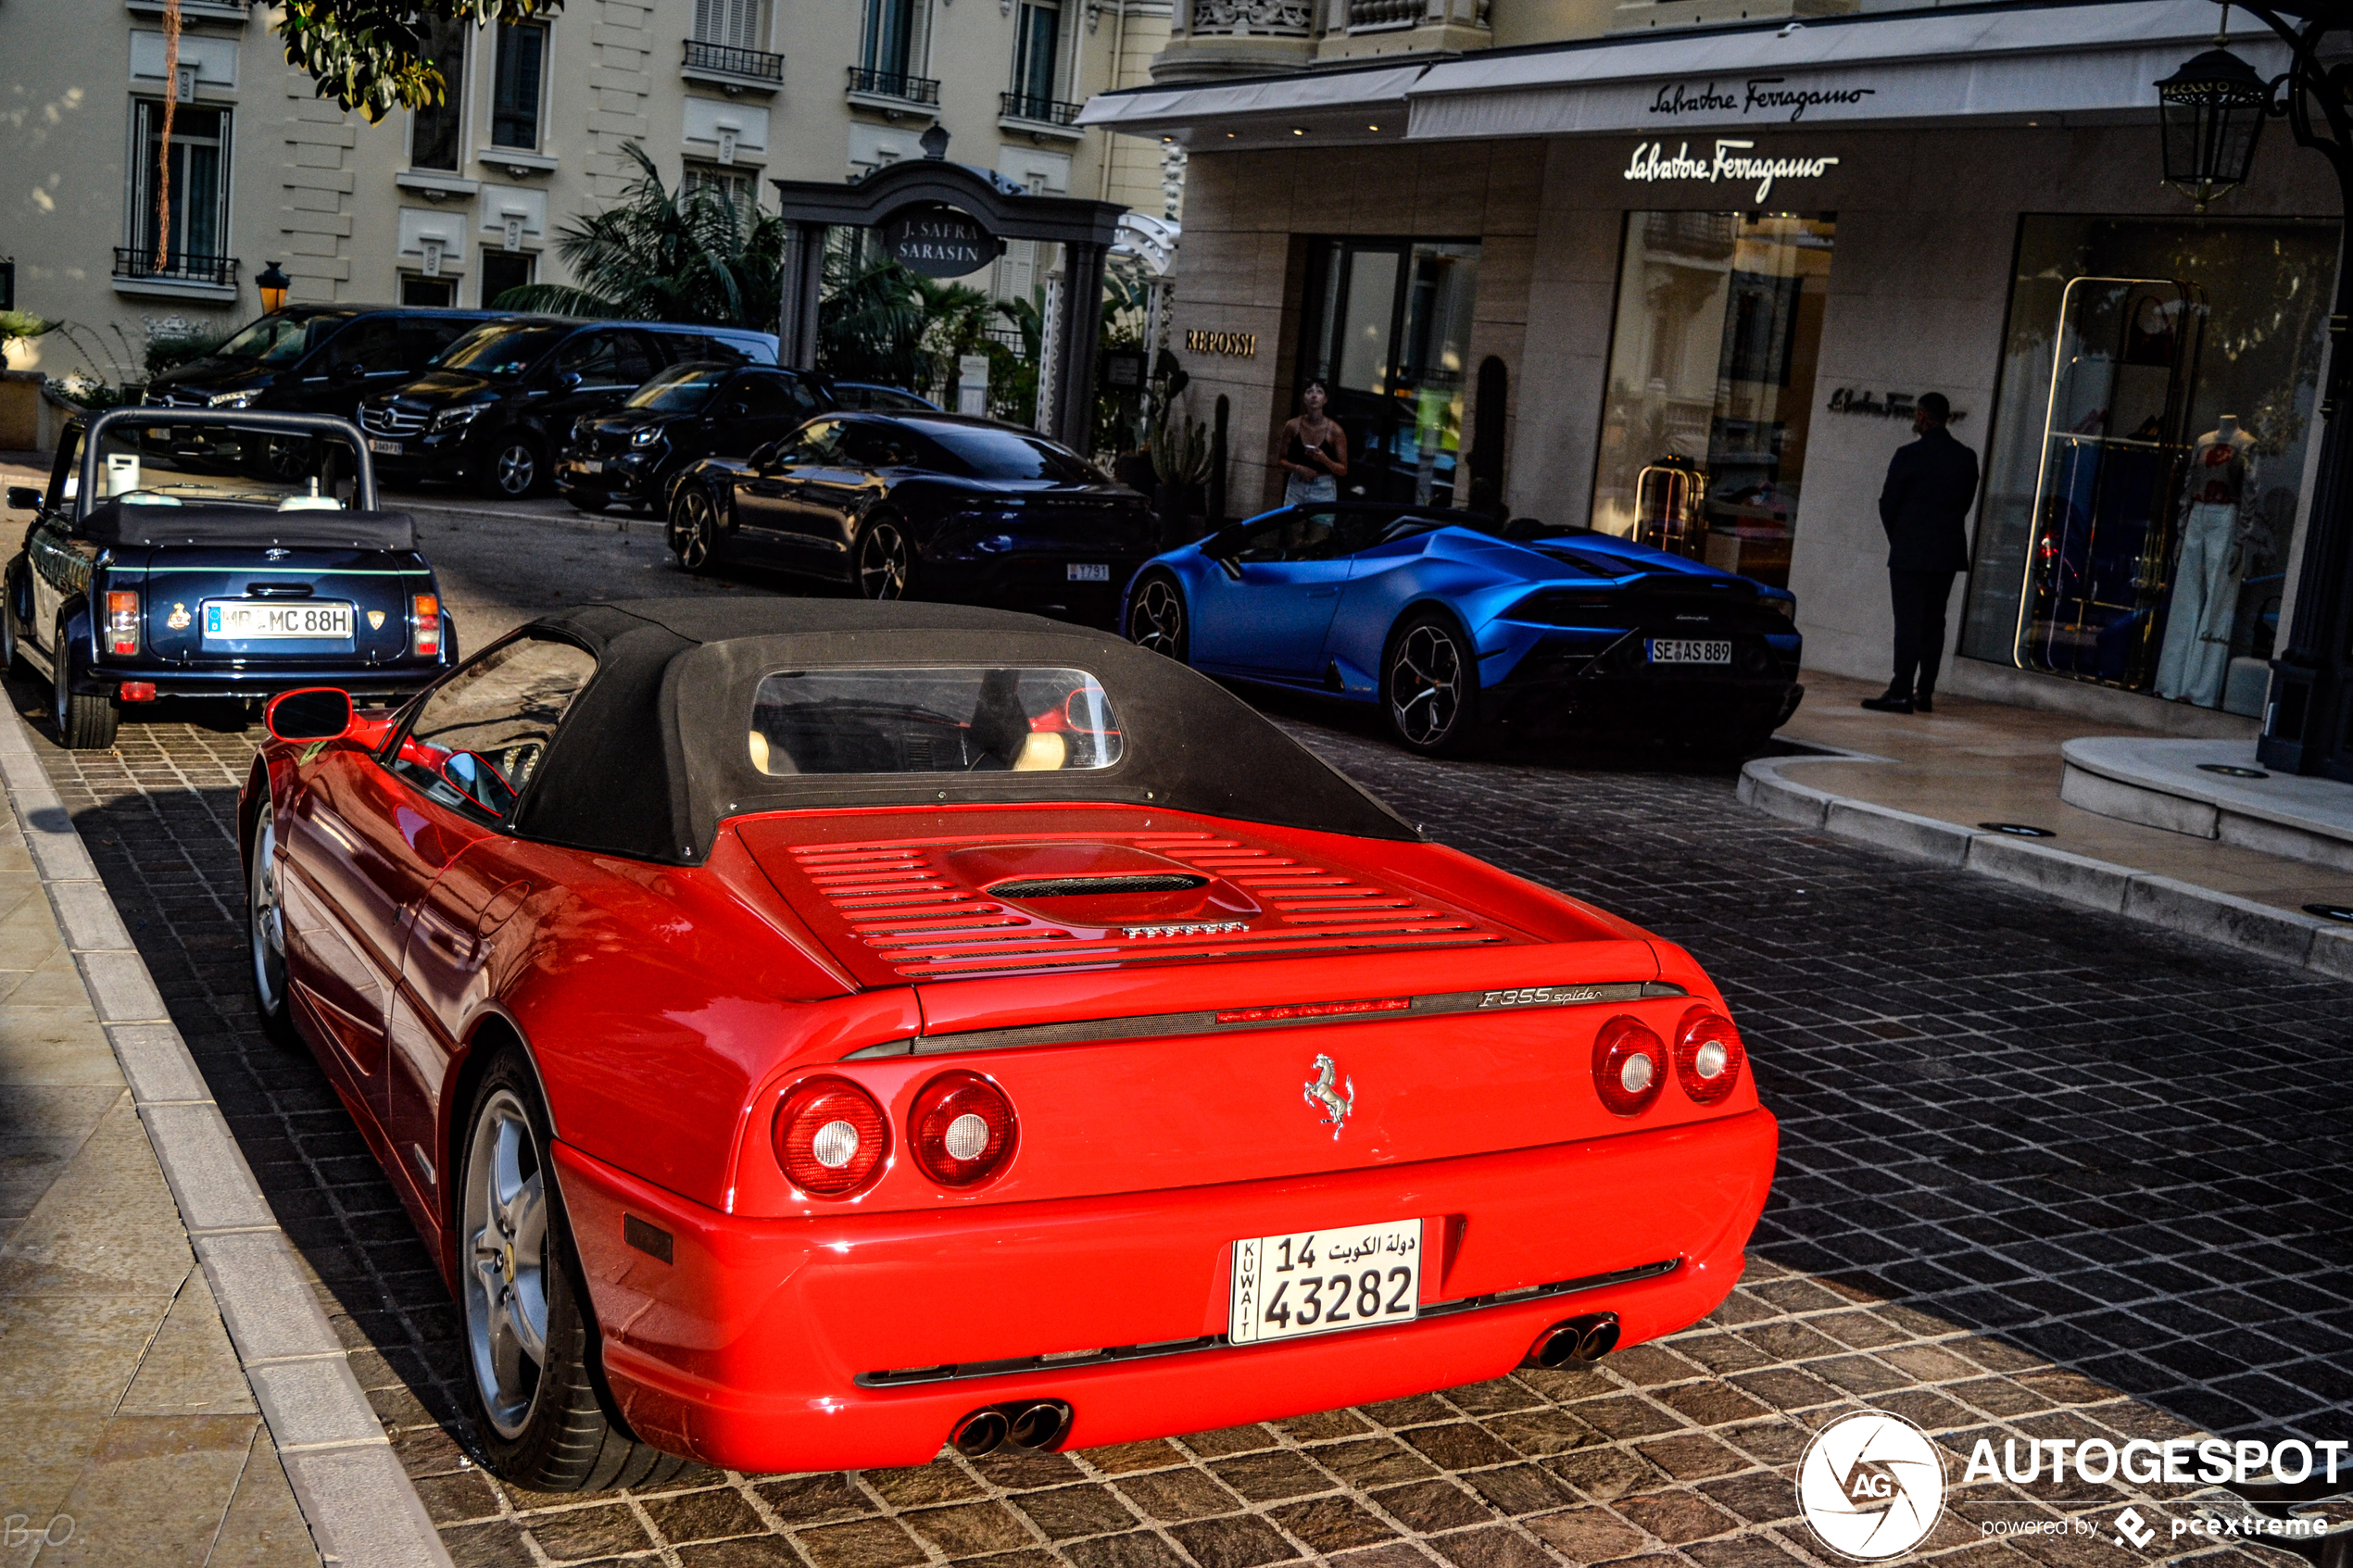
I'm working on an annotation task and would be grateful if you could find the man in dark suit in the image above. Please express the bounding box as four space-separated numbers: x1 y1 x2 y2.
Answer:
1863 392 1980 714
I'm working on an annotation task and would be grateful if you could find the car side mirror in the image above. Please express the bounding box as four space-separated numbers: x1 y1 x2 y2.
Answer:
332 361 367 381
6 486 44 512
557 370 584 392
265 686 354 743
748 441 782 470
715 401 749 420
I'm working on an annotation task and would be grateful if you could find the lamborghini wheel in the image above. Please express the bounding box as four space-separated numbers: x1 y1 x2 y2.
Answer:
1382 611 1479 757
459 1051 686 1491
854 515 914 601
1126 571 1189 662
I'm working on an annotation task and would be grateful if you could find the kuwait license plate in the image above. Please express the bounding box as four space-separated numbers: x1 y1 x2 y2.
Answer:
1066 562 1111 583
1648 638 1732 665
1229 1219 1422 1346
202 600 355 641
578 458 604 474
366 438 401 456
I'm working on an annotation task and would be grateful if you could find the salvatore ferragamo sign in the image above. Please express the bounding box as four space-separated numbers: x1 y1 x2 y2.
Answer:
1648 77 1877 123
1622 139 1841 202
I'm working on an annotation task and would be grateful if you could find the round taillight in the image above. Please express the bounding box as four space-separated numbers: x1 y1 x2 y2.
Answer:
1674 1007 1746 1106
1592 1016 1667 1117
774 1076 888 1198
910 1071 1017 1187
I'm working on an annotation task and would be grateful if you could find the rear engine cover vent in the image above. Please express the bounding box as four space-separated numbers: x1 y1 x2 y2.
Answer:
781 833 1499 981
988 873 1207 898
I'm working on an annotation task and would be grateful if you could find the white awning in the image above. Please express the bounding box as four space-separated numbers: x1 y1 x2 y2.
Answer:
1076 1 2291 149
1076 62 1428 131
1409 0 2284 141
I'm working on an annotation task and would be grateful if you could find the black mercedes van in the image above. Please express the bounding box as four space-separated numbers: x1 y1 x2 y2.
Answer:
358 317 778 499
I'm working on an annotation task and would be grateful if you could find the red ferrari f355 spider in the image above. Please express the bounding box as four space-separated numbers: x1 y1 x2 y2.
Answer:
241 599 1776 1489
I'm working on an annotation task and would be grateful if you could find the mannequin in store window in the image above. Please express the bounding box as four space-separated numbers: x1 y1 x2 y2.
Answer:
2154 414 2259 708
1276 379 1348 506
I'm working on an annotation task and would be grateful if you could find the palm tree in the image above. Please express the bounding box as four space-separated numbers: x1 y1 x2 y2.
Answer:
816 250 1003 402
495 144 784 329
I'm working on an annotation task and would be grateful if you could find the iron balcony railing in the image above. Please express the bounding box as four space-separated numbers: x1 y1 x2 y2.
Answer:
1000 92 1084 126
682 38 786 82
113 247 239 288
846 66 941 106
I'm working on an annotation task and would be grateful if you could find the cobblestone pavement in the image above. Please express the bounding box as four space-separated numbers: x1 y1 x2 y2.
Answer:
6 527 2349 1568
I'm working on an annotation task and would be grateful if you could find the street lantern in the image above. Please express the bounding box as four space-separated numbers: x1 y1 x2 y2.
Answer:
2155 45 2272 209
256 259 290 314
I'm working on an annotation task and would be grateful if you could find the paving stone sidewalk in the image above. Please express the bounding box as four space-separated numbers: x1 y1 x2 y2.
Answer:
0 740 316 1565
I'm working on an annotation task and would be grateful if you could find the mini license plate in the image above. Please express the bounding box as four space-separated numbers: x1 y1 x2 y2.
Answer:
1229 1219 1422 1346
366 438 402 456
1648 638 1732 665
202 600 355 641
578 458 604 474
1066 562 1112 582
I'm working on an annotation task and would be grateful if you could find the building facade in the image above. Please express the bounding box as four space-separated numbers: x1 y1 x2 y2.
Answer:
1 0 1175 375
1088 0 2343 733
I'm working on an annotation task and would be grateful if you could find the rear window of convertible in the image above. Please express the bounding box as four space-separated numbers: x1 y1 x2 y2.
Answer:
749 668 1123 775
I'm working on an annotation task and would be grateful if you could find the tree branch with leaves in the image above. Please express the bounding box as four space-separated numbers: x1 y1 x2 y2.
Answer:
277 0 562 119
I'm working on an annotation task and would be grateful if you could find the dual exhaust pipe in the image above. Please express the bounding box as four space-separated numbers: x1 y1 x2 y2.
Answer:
950 1315 1615 1457
950 1399 1073 1458
1525 1311 1621 1370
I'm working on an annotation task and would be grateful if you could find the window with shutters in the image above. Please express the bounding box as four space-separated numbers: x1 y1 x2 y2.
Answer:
1009 0 1061 114
492 22 547 150
409 16 468 169
693 0 766 48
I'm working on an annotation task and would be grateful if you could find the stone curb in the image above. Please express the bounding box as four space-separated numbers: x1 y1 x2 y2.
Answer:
1741 749 2351 980
0 709 455 1568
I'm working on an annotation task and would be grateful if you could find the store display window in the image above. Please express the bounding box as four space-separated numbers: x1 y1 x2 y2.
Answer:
1588 212 1835 588
1298 239 1480 508
1961 216 2338 713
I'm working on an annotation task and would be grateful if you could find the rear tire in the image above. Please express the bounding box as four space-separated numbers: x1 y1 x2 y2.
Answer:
1 558 26 679
458 1051 686 1491
669 487 719 574
852 514 916 601
1381 611 1479 757
1126 570 1189 663
52 618 119 751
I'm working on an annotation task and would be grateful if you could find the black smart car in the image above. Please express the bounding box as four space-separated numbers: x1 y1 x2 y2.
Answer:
358 318 778 500
555 361 833 515
663 411 1154 623
138 306 498 471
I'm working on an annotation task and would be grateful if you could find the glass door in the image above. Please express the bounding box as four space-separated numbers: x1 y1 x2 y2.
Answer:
2012 279 2205 685
1300 239 1479 508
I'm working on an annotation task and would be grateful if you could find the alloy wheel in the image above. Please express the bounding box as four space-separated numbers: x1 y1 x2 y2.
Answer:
857 521 910 600
673 491 714 571
1388 621 1465 748
249 815 287 1019
1130 577 1186 658
463 1088 550 1441
495 442 539 498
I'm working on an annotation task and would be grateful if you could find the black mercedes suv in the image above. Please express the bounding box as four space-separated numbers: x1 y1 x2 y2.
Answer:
357 317 777 500
555 361 836 514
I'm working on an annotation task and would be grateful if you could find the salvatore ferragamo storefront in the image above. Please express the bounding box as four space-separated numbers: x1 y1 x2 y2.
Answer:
1080 0 2342 731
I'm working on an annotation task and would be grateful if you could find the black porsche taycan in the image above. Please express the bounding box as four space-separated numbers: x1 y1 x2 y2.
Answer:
662 412 1155 622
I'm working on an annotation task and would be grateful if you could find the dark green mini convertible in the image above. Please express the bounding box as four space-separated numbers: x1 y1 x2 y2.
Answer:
4 408 458 749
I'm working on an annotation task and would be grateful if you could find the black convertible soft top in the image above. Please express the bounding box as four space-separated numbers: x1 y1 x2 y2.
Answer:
506 599 1417 863
81 504 419 552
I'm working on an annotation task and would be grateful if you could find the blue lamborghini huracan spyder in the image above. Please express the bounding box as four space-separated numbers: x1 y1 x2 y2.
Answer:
1121 503 1804 756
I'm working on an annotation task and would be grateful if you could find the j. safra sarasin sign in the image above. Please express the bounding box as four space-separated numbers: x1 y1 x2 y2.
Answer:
1623 139 1840 202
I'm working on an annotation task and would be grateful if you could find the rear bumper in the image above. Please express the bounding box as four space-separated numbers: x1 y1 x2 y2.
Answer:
556 1106 1777 1473
1486 631 1803 735
81 660 445 702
